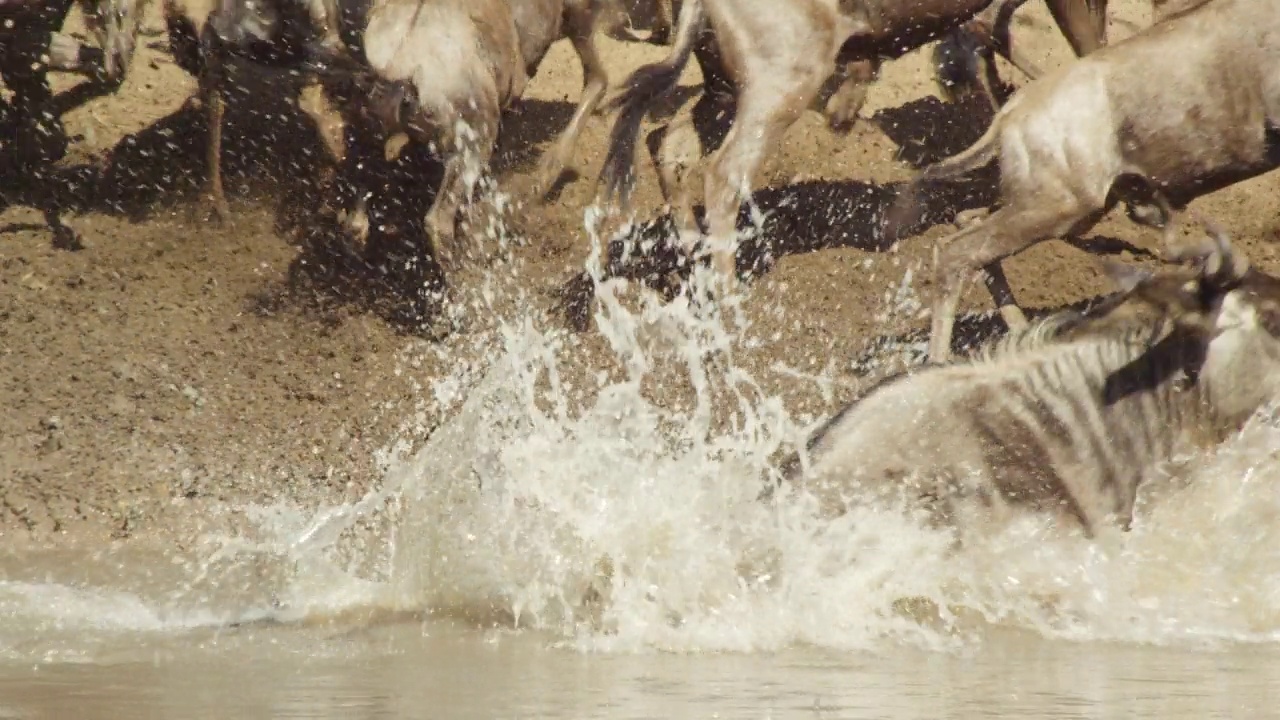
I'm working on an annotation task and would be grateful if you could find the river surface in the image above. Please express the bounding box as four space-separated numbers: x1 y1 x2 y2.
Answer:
3 613 1278 719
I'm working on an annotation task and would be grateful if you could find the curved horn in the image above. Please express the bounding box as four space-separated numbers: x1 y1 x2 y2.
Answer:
1164 212 1250 289
1198 214 1250 287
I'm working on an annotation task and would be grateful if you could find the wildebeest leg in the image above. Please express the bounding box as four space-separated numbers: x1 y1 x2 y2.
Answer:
647 112 702 235
982 263 1023 329
1110 179 1217 262
46 32 102 73
929 200 1098 363
42 206 83 250
535 1 610 196
199 47 232 224
304 0 342 52
3 41 77 250
647 85 733 237
426 123 498 276
975 0 1045 77
639 29 735 238
821 58 879 134
298 81 346 166
939 0 1107 113
427 154 465 273
936 0 1044 111
954 208 991 227
652 0 674 44
1138 202 1229 265
1045 0 1108 56
335 117 384 245
701 74 826 286
692 43 732 101
4 54 66 172
949 209 1022 331
975 0 1025 58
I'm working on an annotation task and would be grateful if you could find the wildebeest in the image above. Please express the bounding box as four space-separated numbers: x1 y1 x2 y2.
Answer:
932 0 1216 108
0 0 147 249
302 0 526 273
160 0 346 223
881 0 1280 364
307 0 663 273
649 0 672 43
595 0 1107 290
775 230 1279 540
506 0 629 197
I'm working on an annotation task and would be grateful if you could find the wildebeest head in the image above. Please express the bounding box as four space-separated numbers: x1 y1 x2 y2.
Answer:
1098 227 1280 427
81 0 148 83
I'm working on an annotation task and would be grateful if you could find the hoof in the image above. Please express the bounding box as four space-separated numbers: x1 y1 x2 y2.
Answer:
51 226 84 251
203 196 232 226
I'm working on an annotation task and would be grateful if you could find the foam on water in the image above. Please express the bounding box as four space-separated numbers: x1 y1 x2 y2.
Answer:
252 209 1280 654
5 202 1280 662
361 226 1280 652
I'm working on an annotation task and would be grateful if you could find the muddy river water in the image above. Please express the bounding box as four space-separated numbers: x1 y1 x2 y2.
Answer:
3 617 1277 719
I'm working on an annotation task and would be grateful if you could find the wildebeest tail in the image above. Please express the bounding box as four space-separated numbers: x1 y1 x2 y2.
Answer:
596 0 707 207
920 112 1003 183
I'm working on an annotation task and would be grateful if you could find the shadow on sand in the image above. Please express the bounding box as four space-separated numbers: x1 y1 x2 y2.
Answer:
266 94 585 332
4 58 587 332
557 95 1002 333
7 64 336 239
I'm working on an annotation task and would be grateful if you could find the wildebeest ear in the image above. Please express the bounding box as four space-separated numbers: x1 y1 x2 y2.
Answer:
1100 260 1153 293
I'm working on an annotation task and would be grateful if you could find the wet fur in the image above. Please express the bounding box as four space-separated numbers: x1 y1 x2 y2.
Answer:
596 0 1107 285
881 0 1280 363
773 242 1280 539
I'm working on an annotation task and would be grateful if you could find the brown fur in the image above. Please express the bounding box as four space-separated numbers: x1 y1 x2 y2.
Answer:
314 0 526 270
310 0 659 275
596 0 1109 292
506 0 618 197
779 233 1279 540
881 0 1280 364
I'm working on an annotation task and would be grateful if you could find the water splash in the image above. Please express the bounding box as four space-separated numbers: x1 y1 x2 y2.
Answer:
368 212 953 653
326 209 1280 653
5 198 1280 662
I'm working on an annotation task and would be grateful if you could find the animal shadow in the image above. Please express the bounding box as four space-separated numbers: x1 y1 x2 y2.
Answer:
262 138 455 334
92 63 335 232
559 83 1005 329
492 98 579 176
273 97 586 332
868 93 996 169
274 88 626 330
558 169 1000 331
0 78 135 243
0 60 341 250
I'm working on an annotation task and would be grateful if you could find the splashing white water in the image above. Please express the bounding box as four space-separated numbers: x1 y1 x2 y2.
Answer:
371 225 956 653
5 202 1280 662
274 209 1280 654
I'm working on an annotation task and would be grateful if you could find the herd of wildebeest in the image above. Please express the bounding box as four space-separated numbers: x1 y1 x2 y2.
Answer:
6 0 1280 540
